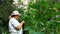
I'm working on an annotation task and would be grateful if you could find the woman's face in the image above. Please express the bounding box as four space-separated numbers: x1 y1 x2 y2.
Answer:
15 15 19 20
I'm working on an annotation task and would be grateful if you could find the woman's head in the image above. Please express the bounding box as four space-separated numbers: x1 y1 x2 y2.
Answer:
9 11 21 19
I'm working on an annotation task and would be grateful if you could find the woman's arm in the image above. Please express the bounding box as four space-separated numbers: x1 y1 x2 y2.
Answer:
16 21 25 30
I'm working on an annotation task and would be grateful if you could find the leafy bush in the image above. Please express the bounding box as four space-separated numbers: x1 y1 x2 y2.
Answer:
19 0 60 34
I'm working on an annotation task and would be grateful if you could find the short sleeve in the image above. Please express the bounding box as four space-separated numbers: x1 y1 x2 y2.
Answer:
11 19 19 28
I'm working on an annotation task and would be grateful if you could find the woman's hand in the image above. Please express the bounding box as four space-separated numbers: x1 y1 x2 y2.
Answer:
21 21 25 24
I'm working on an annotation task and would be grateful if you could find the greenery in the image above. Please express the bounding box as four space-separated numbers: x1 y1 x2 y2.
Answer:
0 0 13 34
0 0 60 34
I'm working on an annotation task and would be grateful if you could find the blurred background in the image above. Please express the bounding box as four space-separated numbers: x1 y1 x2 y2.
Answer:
0 0 60 34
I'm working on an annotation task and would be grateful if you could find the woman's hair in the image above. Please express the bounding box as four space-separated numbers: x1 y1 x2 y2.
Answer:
9 15 16 19
11 15 16 17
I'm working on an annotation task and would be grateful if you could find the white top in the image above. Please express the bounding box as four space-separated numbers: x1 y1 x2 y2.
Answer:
9 18 23 34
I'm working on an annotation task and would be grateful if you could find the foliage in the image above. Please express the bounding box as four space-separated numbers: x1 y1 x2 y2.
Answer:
19 0 60 34
0 0 13 34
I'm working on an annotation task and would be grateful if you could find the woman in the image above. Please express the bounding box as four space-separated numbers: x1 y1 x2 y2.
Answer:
9 11 25 34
